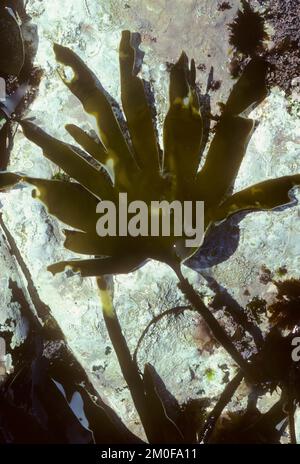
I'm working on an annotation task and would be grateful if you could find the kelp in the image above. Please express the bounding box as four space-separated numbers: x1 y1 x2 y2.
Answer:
208 406 285 444
228 0 267 56
2 30 300 375
0 1 41 173
0 5 24 76
2 32 298 273
1 29 300 443
268 279 300 330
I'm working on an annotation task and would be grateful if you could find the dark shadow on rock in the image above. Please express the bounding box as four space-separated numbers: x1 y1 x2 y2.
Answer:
187 199 298 271
186 213 243 271
201 273 264 349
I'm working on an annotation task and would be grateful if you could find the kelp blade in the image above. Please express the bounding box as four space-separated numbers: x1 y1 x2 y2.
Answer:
143 364 184 443
48 256 147 277
224 58 268 116
21 120 115 201
163 54 203 192
214 175 300 222
25 177 99 232
63 230 118 256
0 172 21 190
65 124 109 166
119 30 160 173
53 43 138 190
195 115 254 209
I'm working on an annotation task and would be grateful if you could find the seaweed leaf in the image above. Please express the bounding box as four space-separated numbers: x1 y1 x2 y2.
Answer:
224 58 268 116
0 5 24 76
63 229 118 256
0 172 21 190
53 43 138 190
213 175 300 222
65 124 109 166
21 120 115 201
195 115 255 211
163 53 203 192
119 30 160 173
48 255 147 277
77 386 143 444
25 177 99 232
143 364 184 443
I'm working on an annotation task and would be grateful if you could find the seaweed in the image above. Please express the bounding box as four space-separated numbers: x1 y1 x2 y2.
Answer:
228 0 267 56
208 405 285 444
0 1 41 170
1 29 300 370
0 29 300 443
268 279 300 330
0 4 24 76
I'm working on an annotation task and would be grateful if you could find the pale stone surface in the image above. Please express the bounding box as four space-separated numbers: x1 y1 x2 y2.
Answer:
0 0 300 439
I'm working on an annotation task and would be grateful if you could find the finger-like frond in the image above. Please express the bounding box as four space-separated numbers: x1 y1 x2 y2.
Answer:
163 54 203 193
0 172 21 190
224 58 268 116
119 31 160 173
21 120 115 201
25 177 99 232
65 124 108 166
213 175 300 222
53 43 138 189
195 115 255 209
63 230 117 256
48 256 146 277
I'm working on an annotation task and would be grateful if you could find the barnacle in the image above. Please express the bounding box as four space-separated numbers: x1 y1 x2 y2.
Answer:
1 31 299 279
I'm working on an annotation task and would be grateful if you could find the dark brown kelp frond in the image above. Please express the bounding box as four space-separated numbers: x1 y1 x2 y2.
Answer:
0 172 21 190
48 255 147 277
63 229 123 257
21 120 115 201
199 370 244 443
195 115 255 211
0 5 24 76
63 230 109 256
163 52 203 193
25 177 99 232
53 42 138 190
224 58 268 116
119 30 160 173
65 124 109 166
77 385 144 444
213 175 300 223
143 364 184 443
